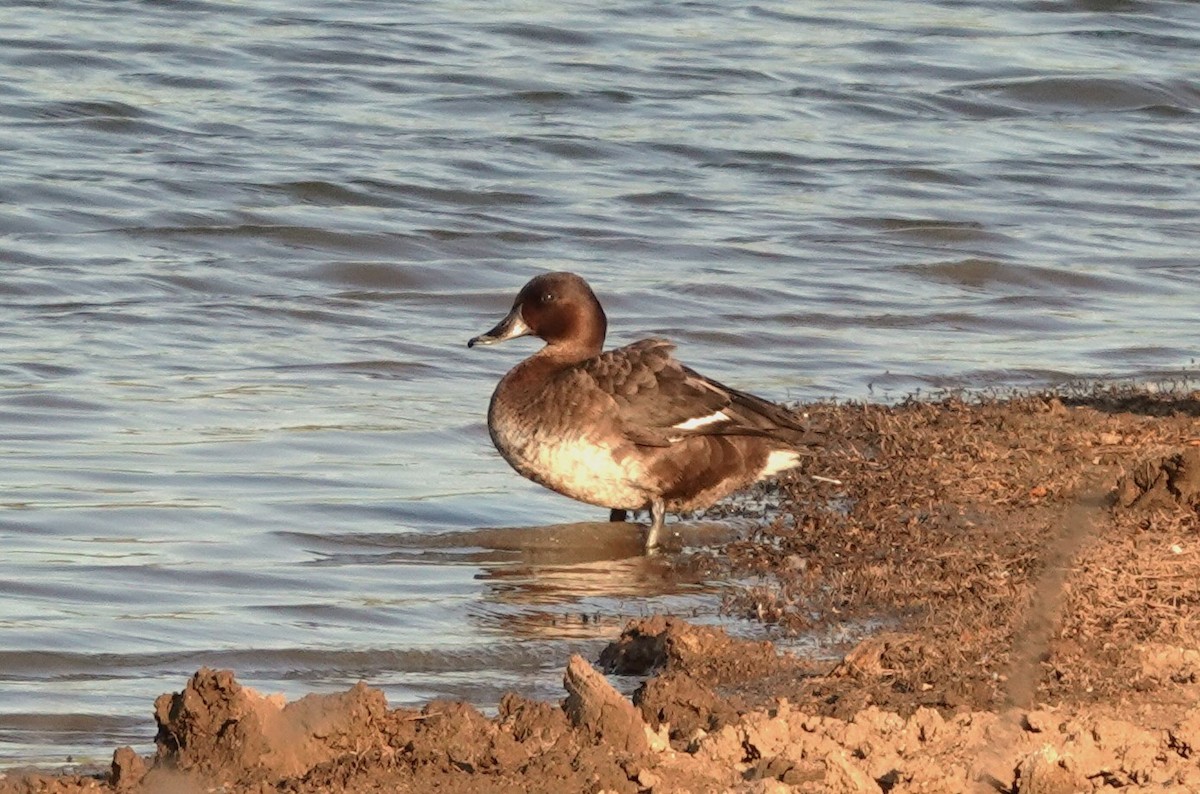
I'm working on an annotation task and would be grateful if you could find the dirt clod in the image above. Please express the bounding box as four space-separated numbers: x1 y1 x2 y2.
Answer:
563 654 650 755
634 671 737 741
1117 447 1200 509
107 748 144 792
152 667 389 784
1015 745 1083 794
598 615 783 682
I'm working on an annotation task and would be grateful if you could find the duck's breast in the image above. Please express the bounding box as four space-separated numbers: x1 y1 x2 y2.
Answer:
487 370 649 510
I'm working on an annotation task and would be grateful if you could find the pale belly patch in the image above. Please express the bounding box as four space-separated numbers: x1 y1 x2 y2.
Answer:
490 422 648 510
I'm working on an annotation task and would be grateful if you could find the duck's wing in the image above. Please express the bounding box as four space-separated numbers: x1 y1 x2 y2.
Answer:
580 339 811 448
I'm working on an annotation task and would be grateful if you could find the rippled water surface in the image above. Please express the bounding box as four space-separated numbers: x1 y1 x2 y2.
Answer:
2 0 1199 766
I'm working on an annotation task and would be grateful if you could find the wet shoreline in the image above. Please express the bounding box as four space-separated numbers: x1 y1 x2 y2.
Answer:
6 390 1200 792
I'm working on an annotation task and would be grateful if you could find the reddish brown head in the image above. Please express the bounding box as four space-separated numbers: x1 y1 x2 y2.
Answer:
468 272 607 360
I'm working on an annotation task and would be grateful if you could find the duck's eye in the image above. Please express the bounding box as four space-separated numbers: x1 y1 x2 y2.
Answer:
540 292 555 304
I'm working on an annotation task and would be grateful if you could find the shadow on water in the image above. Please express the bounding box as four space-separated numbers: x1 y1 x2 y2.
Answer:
299 518 743 565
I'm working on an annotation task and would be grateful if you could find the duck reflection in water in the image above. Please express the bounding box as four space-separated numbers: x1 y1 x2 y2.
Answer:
457 519 740 642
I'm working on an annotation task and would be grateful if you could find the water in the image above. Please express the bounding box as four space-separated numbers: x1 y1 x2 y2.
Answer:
2 0 1199 766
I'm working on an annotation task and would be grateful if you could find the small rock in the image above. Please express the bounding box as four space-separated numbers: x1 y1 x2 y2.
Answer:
824 749 882 793
742 714 791 758
644 722 670 753
1015 745 1084 794
636 768 661 789
1023 710 1061 734
697 724 744 765
906 707 944 743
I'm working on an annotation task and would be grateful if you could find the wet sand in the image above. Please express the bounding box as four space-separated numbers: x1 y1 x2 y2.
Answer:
4 389 1200 793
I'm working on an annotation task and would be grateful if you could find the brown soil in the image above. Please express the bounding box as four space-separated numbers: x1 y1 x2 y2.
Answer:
4 388 1200 794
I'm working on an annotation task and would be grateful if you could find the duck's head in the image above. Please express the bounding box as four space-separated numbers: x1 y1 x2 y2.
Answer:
468 272 607 358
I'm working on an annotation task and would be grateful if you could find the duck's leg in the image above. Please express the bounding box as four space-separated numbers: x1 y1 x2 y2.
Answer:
609 508 627 522
644 497 666 553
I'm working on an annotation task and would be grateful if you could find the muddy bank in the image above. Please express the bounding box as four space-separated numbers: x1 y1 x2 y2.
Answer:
5 622 1199 794
3 390 1199 793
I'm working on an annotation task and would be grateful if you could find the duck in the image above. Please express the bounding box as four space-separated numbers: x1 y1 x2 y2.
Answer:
468 272 816 552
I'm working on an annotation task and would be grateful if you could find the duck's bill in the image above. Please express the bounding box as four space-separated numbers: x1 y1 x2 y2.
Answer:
467 309 530 348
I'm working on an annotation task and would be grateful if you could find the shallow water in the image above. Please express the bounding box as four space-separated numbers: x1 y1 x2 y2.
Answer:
2 0 1199 766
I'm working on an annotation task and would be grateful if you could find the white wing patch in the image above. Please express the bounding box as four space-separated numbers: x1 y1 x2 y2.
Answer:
672 410 729 431
760 449 802 477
